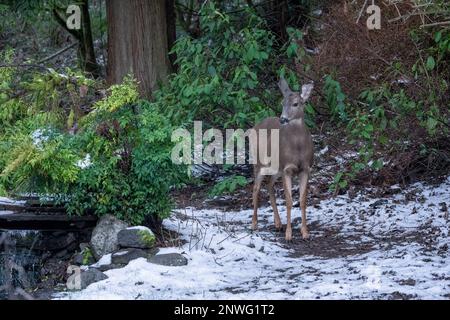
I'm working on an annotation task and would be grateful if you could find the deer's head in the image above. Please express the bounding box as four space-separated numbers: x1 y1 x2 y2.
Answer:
278 77 314 125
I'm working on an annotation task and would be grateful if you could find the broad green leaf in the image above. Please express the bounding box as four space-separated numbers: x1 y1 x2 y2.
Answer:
426 56 435 71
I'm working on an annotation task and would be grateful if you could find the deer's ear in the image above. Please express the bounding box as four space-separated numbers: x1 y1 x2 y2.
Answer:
301 83 314 102
278 77 292 97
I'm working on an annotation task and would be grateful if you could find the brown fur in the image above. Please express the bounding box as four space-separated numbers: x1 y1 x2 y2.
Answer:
252 78 314 241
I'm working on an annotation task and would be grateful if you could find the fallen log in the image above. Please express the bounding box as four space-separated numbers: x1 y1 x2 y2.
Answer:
0 197 97 230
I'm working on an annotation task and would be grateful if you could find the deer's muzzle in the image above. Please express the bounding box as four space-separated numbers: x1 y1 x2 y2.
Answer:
280 117 289 125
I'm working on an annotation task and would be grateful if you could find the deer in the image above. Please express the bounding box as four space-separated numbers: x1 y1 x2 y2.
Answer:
251 77 314 241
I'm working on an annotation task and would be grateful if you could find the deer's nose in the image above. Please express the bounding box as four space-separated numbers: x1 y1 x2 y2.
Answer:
280 117 289 124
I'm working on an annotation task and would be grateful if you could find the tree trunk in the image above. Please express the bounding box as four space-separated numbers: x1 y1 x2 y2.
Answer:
80 0 100 77
52 0 100 77
106 0 172 97
166 0 177 70
262 0 289 46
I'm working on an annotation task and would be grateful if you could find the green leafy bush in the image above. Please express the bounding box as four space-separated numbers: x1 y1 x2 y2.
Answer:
330 80 448 193
1 132 80 193
209 175 248 197
152 2 277 129
0 67 186 225
65 78 187 225
0 59 96 194
324 75 348 122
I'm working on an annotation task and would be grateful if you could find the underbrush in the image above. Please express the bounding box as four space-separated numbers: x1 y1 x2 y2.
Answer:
0 61 187 225
297 1 450 193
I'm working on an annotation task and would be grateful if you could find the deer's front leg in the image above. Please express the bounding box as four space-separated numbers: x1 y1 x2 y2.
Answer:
283 174 293 241
299 171 310 239
268 175 282 230
252 172 264 230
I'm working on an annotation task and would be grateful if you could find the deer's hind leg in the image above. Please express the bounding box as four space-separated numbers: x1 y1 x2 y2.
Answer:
252 171 264 231
268 174 282 230
282 174 293 241
299 170 310 239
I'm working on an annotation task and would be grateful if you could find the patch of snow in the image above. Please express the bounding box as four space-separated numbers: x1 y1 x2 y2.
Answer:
1 230 39 237
318 146 329 156
31 128 52 150
392 76 411 85
312 9 323 16
113 251 128 256
334 151 359 165
305 47 320 55
57 177 450 300
0 197 26 206
91 254 112 268
127 226 152 232
76 154 92 169
191 164 215 178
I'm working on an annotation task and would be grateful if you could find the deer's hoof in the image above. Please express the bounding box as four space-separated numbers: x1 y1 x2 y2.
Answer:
251 222 258 231
301 227 310 240
274 221 282 230
285 229 292 242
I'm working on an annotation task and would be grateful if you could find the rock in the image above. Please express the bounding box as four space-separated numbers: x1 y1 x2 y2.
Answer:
147 253 188 267
369 199 389 208
72 247 96 266
79 242 90 251
54 249 70 259
90 215 129 259
118 227 156 249
31 232 77 252
89 254 116 272
98 263 123 272
72 253 85 266
111 248 159 266
78 269 108 290
399 278 416 286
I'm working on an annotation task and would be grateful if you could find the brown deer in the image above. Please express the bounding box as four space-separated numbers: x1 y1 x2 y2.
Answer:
252 77 314 241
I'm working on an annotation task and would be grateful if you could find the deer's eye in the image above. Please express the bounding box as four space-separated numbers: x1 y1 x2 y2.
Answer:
293 103 299 107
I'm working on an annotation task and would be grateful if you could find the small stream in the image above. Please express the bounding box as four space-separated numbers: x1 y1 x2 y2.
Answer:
1 197 95 299
0 229 91 299
0 230 42 299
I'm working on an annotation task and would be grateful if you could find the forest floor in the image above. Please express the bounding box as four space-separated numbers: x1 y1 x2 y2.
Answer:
58 172 450 300
55 132 450 300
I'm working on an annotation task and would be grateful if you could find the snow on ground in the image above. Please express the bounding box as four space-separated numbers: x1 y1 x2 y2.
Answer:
58 177 449 300
0 197 25 206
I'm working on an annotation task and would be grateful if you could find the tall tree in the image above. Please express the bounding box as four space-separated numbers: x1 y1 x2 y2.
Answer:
53 0 100 77
106 0 173 97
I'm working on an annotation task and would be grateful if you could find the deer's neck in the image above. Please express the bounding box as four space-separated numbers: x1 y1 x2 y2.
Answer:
286 118 304 127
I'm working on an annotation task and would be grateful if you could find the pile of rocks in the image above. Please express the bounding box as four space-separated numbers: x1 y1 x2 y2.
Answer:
70 215 187 290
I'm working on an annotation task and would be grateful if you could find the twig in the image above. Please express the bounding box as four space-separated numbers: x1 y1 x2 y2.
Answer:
0 43 76 70
37 43 77 64
388 10 443 23
233 233 251 243
420 21 450 28
213 257 224 266
411 39 432 91
217 233 233 245
356 0 368 24
0 64 49 70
